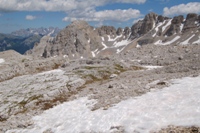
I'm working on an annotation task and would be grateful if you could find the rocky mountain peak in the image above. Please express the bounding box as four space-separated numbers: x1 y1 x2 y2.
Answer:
165 15 184 36
97 26 117 36
182 13 199 33
69 20 91 30
130 12 158 39
139 12 158 35
144 12 158 21
26 12 199 59
157 15 169 22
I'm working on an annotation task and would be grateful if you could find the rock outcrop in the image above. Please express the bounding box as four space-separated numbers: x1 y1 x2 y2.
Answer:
182 13 199 33
165 15 184 36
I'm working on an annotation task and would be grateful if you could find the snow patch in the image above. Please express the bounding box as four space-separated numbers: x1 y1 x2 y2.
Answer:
180 34 195 45
101 42 108 50
162 19 172 32
116 47 125 54
63 55 68 58
114 40 130 47
152 22 165 37
8 75 200 133
91 49 99 57
136 43 141 48
101 37 104 41
192 36 200 44
0 58 5 64
142 65 163 70
152 21 156 29
91 51 95 57
47 29 55 36
108 35 122 41
180 23 184 32
88 38 90 43
154 36 180 45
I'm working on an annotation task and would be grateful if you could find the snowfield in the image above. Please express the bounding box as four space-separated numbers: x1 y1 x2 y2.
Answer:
0 58 5 64
154 36 180 45
7 75 200 133
180 34 195 45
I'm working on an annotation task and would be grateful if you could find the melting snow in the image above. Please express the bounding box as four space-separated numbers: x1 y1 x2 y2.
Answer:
0 58 5 64
162 19 172 32
180 34 195 45
101 37 104 41
91 51 95 57
152 22 165 37
180 23 184 32
101 42 108 50
116 47 125 54
114 40 130 47
192 36 200 44
92 49 99 56
136 43 141 48
8 75 200 133
47 29 55 36
63 55 68 58
142 65 163 70
108 35 122 41
154 36 180 45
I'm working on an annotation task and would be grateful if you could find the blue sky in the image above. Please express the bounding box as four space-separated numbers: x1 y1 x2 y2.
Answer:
0 0 199 33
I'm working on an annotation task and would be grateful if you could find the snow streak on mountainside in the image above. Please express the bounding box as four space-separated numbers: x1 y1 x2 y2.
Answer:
7 75 200 133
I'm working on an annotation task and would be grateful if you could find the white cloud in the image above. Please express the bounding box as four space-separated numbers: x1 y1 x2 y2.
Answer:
0 0 146 12
163 2 200 16
114 0 146 4
0 0 145 25
133 18 143 24
26 15 36 20
63 8 142 22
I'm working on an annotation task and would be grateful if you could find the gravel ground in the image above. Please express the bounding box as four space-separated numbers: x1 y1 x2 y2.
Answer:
1 44 200 132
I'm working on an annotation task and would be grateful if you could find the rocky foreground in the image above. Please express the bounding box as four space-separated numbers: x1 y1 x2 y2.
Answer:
0 43 200 132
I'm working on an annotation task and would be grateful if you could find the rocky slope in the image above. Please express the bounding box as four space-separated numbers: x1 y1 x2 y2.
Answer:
1 43 200 132
27 12 200 59
0 12 200 133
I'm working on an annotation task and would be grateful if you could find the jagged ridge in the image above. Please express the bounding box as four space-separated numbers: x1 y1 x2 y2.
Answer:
27 12 200 59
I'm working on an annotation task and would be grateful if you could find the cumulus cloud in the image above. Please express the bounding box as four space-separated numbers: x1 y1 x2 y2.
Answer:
0 0 146 12
0 0 145 25
133 18 143 24
163 2 200 16
62 8 142 22
26 15 36 20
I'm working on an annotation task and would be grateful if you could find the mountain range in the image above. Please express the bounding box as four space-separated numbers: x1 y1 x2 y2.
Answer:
0 27 61 54
1 12 200 132
27 12 200 59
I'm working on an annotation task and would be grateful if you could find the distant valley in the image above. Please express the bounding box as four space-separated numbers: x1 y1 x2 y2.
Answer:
0 27 60 54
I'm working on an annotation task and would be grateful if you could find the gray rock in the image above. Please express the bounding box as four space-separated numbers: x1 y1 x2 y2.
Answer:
182 13 199 33
165 15 184 36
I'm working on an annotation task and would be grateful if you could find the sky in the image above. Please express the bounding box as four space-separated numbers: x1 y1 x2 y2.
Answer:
0 0 200 34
